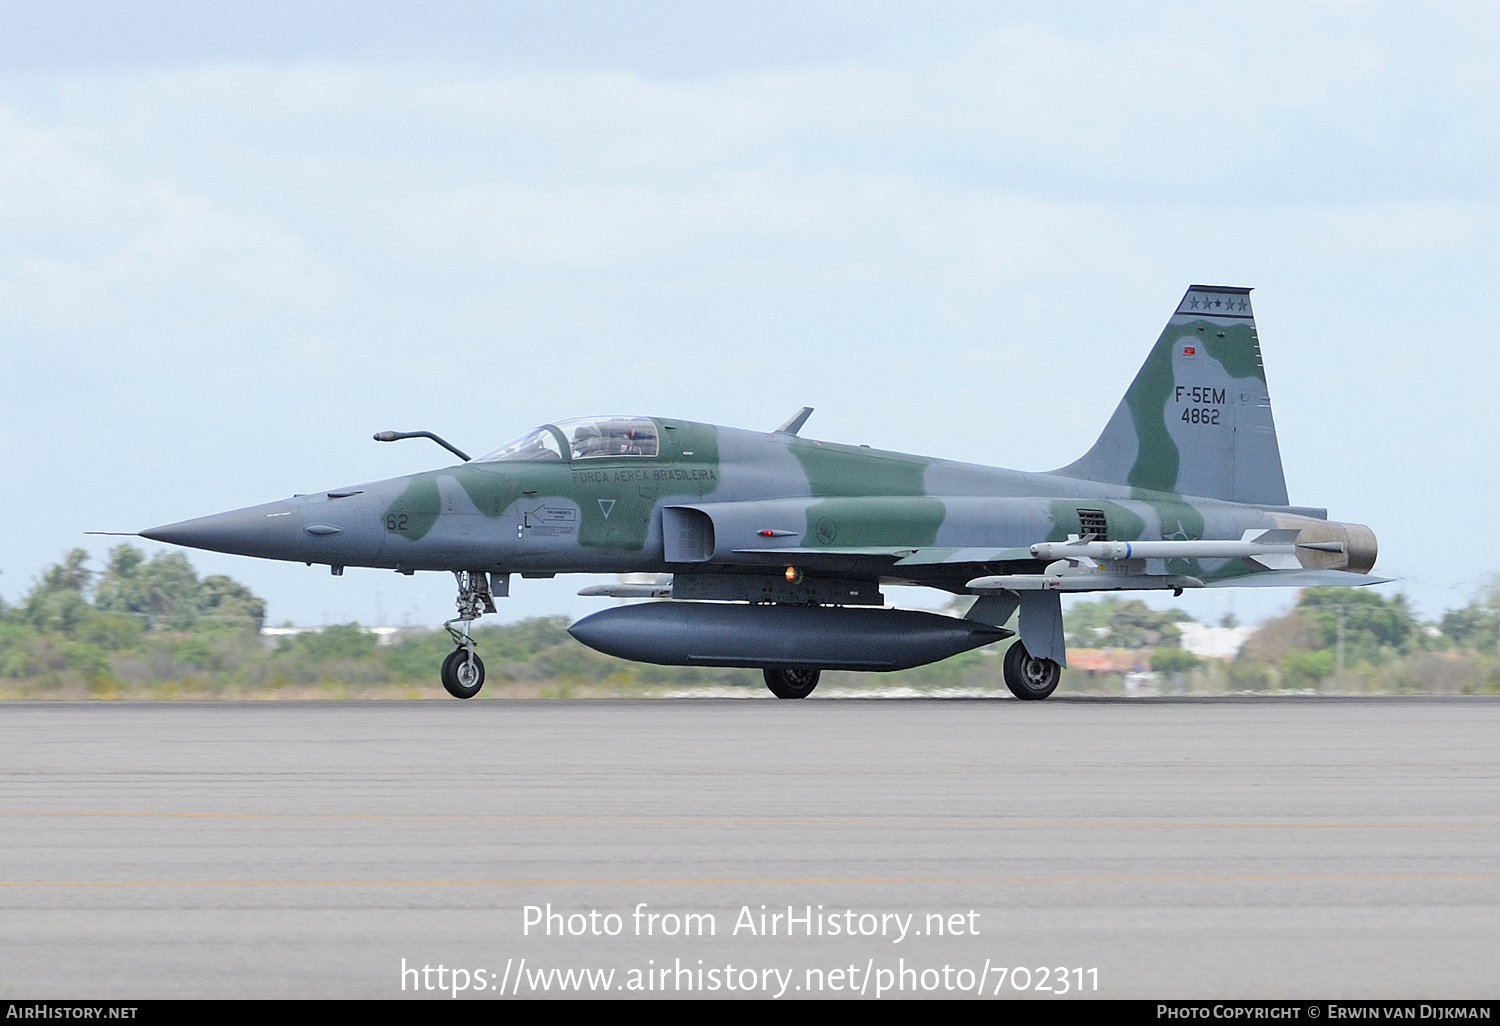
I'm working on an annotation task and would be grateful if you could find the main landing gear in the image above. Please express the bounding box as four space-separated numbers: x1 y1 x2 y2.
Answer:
1002 642 1060 701
764 667 821 699
441 570 495 700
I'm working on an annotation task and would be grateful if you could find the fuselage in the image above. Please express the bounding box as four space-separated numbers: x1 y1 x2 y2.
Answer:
141 416 1374 593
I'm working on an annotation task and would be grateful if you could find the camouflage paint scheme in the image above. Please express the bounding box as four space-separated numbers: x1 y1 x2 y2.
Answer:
142 286 1380 672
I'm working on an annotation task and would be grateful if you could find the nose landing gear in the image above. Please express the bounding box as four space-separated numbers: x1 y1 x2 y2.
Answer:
441 570 497 699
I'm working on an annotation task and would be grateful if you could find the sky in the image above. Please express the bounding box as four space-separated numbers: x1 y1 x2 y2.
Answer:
2 1 1498 628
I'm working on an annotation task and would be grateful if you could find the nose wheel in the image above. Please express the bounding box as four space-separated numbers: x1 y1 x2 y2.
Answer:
441 648 486 699
441 570 497 700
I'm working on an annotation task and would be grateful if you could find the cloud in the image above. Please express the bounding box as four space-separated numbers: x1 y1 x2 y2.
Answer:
2 6 1498 625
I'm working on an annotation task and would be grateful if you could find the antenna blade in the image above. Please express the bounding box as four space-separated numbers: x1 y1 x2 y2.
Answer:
774 407 814 435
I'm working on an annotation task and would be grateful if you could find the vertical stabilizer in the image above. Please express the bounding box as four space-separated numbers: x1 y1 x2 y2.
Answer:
1053 285 1289 505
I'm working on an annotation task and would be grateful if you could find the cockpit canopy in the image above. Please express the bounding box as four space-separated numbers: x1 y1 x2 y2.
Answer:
477 416 660 463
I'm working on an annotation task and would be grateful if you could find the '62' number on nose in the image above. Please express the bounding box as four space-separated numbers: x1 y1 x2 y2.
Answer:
383 513 409 532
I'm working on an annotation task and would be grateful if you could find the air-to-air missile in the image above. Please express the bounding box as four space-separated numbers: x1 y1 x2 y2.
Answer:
136 286 1383 700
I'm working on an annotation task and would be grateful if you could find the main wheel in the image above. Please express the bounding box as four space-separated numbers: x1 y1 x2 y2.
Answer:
764 667 821 700
1003 642 1060 700
441 649 486 699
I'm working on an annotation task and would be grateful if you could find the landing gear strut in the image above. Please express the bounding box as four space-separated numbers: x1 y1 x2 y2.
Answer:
1003 642 1060 700
764 667 821 699
441 570 495 700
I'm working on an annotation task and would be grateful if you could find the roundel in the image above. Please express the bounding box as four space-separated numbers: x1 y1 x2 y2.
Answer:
815 517 838 545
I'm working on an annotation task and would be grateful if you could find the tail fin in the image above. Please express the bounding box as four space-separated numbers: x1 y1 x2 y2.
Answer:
1054 285 1289 505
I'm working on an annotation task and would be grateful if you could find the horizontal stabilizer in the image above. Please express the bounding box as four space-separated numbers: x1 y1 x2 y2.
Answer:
1251 528 1300 545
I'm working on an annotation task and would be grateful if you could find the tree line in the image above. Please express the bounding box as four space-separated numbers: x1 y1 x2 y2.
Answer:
1 545 1497 696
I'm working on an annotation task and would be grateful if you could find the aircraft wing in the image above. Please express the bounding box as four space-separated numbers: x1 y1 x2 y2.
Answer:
1201 569 1392 588
723 544 1390 594
726 545 1042 580
891 547 1035 565
728 546 1042 567
728 546 922 570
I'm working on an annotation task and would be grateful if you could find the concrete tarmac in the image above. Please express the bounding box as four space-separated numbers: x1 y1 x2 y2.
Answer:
0 697 1497 1000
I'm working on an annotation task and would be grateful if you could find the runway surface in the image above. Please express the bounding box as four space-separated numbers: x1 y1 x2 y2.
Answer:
1 698 1497 999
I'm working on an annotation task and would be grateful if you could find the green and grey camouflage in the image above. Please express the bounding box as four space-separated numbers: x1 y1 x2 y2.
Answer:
142 286 1381 701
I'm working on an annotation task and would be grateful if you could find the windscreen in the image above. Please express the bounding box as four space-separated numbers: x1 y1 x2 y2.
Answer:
475 427 563 462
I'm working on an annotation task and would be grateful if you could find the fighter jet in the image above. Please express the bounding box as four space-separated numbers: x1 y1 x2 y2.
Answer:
140 285 1382 700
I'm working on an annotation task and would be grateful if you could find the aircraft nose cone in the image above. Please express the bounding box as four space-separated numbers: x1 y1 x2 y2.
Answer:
141 501 304 560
